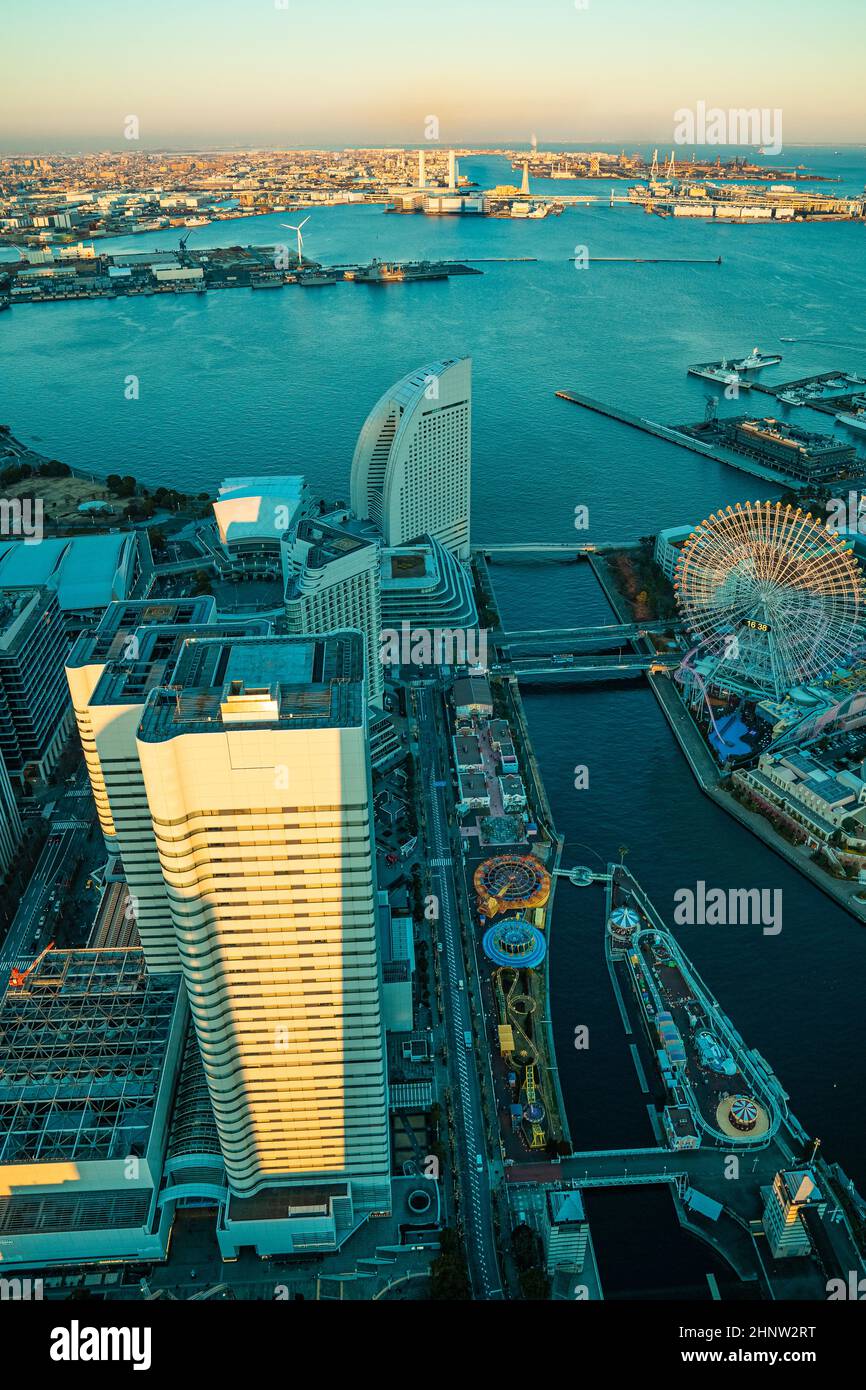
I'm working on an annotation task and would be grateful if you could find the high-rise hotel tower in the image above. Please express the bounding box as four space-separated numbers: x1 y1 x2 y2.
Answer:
282 511 383 706
135 632 390 1216
350 357 471 561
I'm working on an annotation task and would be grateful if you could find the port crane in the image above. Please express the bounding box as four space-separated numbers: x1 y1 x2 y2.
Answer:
9 941 54 989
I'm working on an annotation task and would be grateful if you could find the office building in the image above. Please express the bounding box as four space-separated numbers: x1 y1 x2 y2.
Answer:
65 602 260 974
762 1169 825 1258
136 632 391 1238
541 1188 590 1275
0 746 22 879
0 585 73 783
66 598 215 853
282 511 383 705
350 358 472 560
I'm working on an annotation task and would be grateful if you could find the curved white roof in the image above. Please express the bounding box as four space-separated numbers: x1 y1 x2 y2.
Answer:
213 475 307 547
0 533 136 611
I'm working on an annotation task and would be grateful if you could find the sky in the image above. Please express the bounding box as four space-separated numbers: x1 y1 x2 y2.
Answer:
2 0 865 152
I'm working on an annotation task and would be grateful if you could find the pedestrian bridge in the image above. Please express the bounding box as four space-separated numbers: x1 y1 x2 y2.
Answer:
496 651 680 682
507 1140 781 1192
473 541 627 561
500 619 681 646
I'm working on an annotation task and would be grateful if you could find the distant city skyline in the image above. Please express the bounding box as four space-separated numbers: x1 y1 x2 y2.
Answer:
3 0 866 151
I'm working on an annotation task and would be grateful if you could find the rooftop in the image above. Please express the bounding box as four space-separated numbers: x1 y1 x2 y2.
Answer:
138 632 366 741
213 474 308 547
0 533 137 611
0 949 181 1166
67 597 215 669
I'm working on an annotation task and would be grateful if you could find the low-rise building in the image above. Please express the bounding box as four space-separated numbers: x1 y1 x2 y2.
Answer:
457 770 490 812
0 949 186 1269
499 773 527 811
213 474 312 574
654 525 692 583
452 675 493 718
0 532 148 634
453 733 484 772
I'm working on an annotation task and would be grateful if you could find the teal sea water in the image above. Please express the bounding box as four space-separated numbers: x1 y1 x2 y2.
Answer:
2 149 865 1294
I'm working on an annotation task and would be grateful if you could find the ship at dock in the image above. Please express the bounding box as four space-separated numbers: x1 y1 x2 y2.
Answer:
295 268 339 287
688 347 782 387
346 257 479 284
732 346 783 371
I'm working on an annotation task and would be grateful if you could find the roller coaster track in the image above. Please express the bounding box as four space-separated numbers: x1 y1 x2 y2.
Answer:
495 968 548 1148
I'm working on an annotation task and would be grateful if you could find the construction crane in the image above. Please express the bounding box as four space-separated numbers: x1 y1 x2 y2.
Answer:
178 230 193 264
9 941 54 989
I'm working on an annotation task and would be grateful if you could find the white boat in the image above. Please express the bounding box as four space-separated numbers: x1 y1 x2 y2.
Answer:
778 390 804 405
692 363 742 387
837 412 866 434
732 346 783 372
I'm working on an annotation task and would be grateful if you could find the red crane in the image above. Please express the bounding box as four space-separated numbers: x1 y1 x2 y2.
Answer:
8 941 54 989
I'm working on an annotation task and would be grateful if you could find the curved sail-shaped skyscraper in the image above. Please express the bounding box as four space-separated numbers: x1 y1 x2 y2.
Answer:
350 357 471 560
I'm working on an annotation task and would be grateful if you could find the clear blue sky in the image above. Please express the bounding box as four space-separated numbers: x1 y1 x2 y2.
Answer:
2 0 865 151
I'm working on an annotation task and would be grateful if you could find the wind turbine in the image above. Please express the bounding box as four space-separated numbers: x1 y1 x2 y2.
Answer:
281 216 310 269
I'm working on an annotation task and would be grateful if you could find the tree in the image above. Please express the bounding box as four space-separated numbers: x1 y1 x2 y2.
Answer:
519 1267 550 1300
429 1228 470 1300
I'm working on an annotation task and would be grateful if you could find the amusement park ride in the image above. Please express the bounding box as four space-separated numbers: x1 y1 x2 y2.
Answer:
474 855 554 1151
473 854 551 920
673 501 866 706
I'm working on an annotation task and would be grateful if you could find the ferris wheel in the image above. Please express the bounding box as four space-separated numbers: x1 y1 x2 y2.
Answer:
674 501 866 697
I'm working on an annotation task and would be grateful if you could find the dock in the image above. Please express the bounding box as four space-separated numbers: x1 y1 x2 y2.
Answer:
555 389 829 487
569 255 723 266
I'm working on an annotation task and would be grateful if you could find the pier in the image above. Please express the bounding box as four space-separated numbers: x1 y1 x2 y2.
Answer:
569 255 723 266
473 540 633 561
505 867 866 1298
555 390 821 487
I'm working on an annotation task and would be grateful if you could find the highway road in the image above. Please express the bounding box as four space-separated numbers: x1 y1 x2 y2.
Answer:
0 769 96 976
414 685 503 1299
